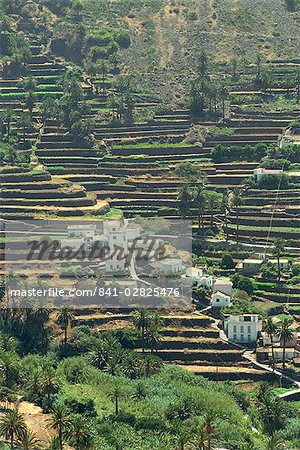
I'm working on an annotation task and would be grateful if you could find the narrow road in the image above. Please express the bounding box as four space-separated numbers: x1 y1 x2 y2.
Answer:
243 350 300 389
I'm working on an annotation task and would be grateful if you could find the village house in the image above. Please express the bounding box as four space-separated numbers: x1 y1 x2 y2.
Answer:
211 291 231 308
254 168 283 183
224 314 263 343
184 267 213 288
149 257 184 275
257 346 300 364
237 258 264 275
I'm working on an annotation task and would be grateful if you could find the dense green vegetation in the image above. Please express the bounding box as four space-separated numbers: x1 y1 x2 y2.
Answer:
0 307 298 449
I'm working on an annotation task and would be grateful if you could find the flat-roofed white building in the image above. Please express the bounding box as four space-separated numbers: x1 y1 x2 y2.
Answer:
224 314 262 343
184 267 213 288
240 258 264 275
150 258 184 275
67 224 97 238
254 168 282 183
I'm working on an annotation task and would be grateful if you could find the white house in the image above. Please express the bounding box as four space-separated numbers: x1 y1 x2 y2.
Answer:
150 258 184 275
67 224 96 238
224 314 263 343
211 291 231 308
239 258 264 275
254 168 282 183
213 278 233 297
184 267 213 288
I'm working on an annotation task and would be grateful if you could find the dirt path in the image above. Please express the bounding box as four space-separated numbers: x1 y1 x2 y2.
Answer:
0 401 54 445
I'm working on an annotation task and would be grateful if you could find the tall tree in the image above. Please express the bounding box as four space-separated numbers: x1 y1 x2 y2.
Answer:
203 411 217 450
205 191 221 228
3 108 14 140
221 191 230 240
277 317 294 369
57 306 74 345
272 238 285 281
177 184 193 221
68 415 92 450
263 317 278 369
231 188 244 242
47 404 71 450
0 410 27 450
109 383 123 416
194 185 206 229
42 366 60 410
132 308 150 353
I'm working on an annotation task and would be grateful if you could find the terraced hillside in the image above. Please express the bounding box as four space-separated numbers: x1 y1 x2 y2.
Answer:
73 309 274 382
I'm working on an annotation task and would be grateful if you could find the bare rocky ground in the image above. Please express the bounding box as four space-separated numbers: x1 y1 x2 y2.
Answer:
80 0 300 101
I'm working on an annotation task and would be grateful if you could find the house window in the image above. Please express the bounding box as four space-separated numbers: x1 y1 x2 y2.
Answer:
233 325 237 333
113 236 116 240
248 326 251 333
241 326 244 333
233 334 237 340
240 334 244 341
248 335 251 341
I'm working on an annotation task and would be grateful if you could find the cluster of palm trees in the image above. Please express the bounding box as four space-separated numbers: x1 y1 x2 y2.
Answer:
132 308 164 353
0 409 38 450
0 403 92 450
190 50 229 118
89 332 162 379
263 316 295 369
175 410 218 450
177 181 244 241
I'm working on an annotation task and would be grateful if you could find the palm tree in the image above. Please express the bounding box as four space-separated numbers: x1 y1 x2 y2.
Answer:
219 83 229 120
272 238 285 280
68 415 92 450
231 188 244 242
132 381 147 401
132 308 150 353
3 108 14 140
0 351 19 388
25 92 37 118
203 411 217 450
263 317 278 369
57 306 74 345
221 190 230 240
194 185 206 229
177 184 193 221
47 404 71 450
17 429 40 450
42 367 60 410
25 368 43 401
142 354 162 377
205 191 221 228
109 383 123 416
0 410 27 450
147 323 161 353
231 58 238 79
276 317 294 369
